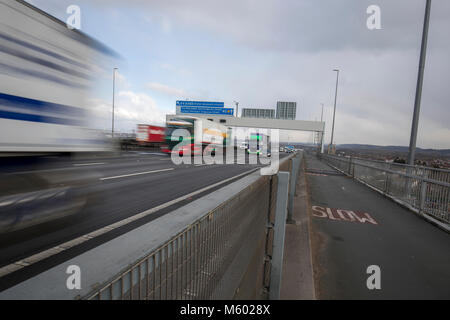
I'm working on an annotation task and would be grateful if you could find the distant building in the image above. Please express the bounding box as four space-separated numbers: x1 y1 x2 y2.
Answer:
241 108 275 119
276 101 297 120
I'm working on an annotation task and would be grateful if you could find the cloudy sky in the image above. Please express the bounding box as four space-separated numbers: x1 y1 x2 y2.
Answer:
27 0 450 148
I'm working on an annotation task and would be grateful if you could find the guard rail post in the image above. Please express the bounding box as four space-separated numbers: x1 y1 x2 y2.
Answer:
287 154 299 223
269 171 289 300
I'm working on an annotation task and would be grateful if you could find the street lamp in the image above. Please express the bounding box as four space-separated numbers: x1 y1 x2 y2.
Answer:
320 103 324 153
112 67 118 138
329 69 340 154
320 103 324 122
408 0 432 165
234 100 239 117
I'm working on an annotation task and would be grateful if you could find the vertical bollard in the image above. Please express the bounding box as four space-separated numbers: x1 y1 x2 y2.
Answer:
269 171 289 300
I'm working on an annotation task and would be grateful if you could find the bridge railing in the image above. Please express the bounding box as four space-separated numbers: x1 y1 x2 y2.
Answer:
351 156 450 184
320 154 450 226
86 152 301 300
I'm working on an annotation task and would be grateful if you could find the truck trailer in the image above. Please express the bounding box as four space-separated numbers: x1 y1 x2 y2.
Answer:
0 0 116 155
136 124 166 148
163 116 228 156
0 0 117 233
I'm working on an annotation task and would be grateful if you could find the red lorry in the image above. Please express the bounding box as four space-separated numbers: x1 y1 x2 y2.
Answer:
136 124 166 148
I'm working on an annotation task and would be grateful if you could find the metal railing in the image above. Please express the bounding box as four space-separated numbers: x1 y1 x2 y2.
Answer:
321 154 450 225
351 156 450 184
87 153 299 300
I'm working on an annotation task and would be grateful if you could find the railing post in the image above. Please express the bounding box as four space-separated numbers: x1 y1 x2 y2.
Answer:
384 172 390 194
348 156 352 176
419 180 427 214
269 171 289 300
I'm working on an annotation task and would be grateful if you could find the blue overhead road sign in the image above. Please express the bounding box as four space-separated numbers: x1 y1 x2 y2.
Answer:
180 106 234 115
176 100 224 108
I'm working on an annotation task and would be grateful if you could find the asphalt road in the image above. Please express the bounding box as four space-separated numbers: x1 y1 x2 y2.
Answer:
305 153 450 299
0 151 286 290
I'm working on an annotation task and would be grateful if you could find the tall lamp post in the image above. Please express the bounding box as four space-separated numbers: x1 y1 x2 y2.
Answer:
320 103 324 123
112 67 118 138
329 69 340 154
408 0 432 166
234 100 239 117
320 103 324 153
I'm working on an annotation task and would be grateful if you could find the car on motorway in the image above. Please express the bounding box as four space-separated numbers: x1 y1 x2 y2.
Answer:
285 146 295 153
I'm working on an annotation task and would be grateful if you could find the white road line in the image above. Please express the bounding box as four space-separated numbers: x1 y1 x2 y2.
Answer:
137 152 167 156
0 167 258 278
13 163 106 174
99 168 174 181
73 162 106 166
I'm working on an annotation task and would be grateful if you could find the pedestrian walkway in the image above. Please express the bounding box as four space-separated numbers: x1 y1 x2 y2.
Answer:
305 153 450 299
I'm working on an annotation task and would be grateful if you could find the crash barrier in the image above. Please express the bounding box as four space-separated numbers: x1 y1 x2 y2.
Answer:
320 154 449 226
84 152 303 300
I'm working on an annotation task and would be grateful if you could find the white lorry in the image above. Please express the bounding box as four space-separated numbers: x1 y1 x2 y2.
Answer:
0 0 116 154
0 0 117 232
164 115 228 156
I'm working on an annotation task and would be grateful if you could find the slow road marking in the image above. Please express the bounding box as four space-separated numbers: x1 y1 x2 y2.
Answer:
312 205 378 225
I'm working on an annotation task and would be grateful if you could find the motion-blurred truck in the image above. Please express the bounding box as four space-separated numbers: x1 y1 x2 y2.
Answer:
0 0 117 232
136 124 166 148
247 132 271 157
163 116 228 156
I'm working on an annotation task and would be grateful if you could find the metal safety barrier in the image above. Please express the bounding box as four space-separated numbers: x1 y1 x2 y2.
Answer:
320 154 450 225
351 156 450 184
86 153 301 300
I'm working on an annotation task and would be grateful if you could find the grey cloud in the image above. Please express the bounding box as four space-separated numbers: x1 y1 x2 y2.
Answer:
84 0 450 53
25 0 450 148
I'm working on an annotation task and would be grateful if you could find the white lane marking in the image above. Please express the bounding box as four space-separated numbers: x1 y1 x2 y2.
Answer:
0 200 14 207
100 168 174 181
73 162 106 166
13 163 106 174
12 168 75 174
0 167 258 278
137 152 167 156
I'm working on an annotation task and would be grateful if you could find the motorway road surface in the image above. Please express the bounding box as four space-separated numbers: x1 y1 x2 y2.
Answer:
305 153 450 299
0 151 285 291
